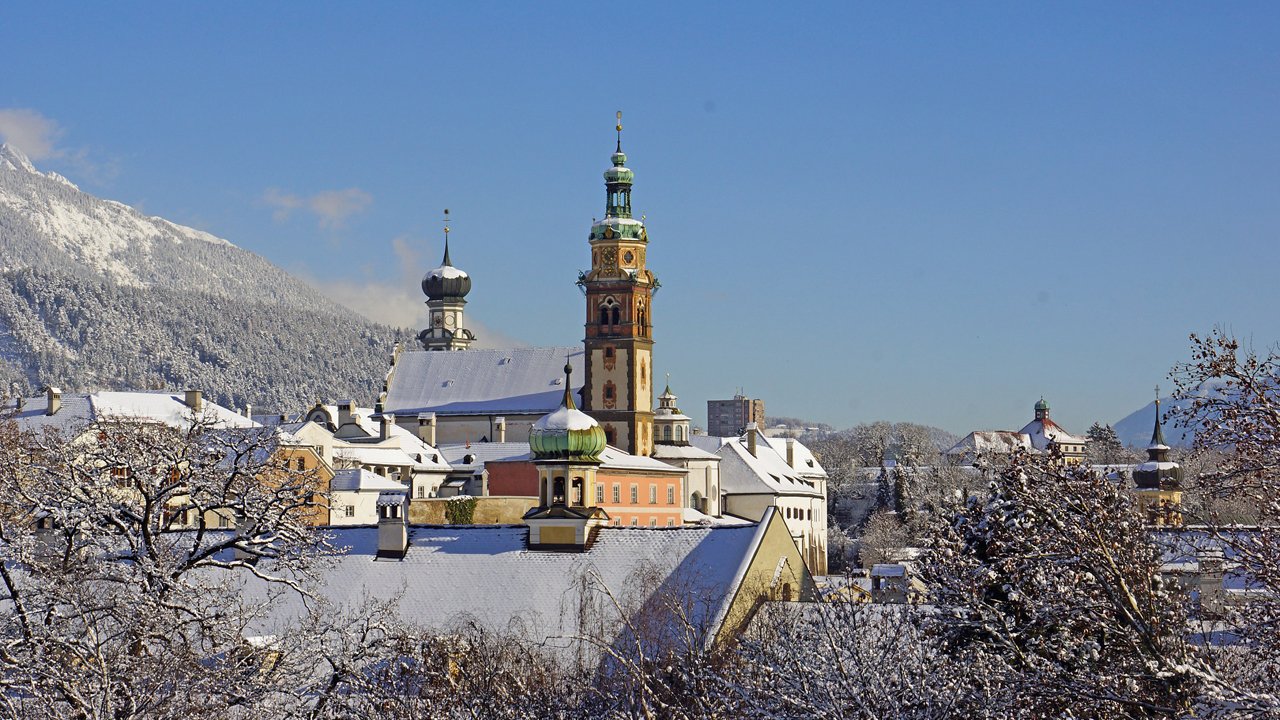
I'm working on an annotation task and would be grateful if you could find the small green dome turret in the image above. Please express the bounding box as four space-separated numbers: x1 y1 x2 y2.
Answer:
530 364 606 462
1035 397 1050 412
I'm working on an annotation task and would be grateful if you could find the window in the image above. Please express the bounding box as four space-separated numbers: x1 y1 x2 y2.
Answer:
417 485 425 499
603 384 615 401
649 485 657 504
595 483 604 504
649 518 658 528
630 517 639 527
345 505 355 518
612 484 620 503
667 486 675 505
219 515 231 529
630 485 638 503
666 519 675 527
111 466 131 487
296 457 306 471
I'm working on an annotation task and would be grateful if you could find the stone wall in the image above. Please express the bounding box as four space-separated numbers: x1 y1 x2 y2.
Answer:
408 496 539 525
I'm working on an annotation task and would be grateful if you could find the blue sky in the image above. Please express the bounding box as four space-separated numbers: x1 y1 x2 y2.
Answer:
3 2 1279 435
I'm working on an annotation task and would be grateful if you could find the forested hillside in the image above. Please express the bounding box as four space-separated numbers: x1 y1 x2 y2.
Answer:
0 143 409 412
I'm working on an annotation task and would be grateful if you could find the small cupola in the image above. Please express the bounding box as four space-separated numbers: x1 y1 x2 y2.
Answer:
529 364 606 462
524 363 609 550
421 210 472 302
1034 397 1050 421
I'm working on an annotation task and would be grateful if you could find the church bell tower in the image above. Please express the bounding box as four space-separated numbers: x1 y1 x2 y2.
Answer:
418 209 476 351
578 113 656 456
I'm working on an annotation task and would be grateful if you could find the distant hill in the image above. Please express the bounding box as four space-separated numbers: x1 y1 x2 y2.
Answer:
0 143 408 412
1111 383 1228 448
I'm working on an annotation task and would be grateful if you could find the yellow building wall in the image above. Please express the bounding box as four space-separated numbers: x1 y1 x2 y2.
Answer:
714 510 816 645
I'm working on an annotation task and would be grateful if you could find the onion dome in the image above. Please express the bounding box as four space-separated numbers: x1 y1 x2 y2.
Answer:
530 364 606 462
604 150 634 185
1134 397 1181 490
421 236 471 301
1035 397 1050 412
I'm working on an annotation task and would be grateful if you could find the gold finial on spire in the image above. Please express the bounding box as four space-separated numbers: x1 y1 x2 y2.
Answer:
441 209 452 265
615 110 623 151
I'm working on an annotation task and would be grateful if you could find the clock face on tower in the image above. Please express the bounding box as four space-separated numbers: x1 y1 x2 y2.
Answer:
601 248 617 267
444 315 456 328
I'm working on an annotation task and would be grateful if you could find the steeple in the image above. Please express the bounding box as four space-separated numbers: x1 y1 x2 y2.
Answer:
1133 385 1183 526
579 112 658 456
418 209 476 351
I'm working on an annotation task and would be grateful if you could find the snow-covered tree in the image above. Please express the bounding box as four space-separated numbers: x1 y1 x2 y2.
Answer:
0 413 330 719
919 451 1211 717
1170 329 1280 714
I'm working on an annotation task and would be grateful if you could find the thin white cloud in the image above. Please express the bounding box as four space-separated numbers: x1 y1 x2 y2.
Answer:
0 108 117 183
262 187 373 229
293 234 528 349
0 108 63 159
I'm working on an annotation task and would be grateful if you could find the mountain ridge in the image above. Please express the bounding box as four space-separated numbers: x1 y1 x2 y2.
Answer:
0 143 408 412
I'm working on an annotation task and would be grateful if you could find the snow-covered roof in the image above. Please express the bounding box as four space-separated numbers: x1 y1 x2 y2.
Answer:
334 445 421 469
382 347 585 416
652 444 721 461
945 430 1032 457
533 404 598 432
438 442 534 471
709 436 824 497
423 264 468 280
762 436 827 478
240 521 771 660
10 391 255 434
599 447 686 474
1018 418 1087 450
330 469 409 493
682 507 752 526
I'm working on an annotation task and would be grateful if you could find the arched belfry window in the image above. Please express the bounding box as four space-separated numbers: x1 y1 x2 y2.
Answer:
600 297 620 329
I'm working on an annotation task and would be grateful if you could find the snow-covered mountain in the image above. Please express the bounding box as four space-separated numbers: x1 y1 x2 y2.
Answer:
0 143 408 412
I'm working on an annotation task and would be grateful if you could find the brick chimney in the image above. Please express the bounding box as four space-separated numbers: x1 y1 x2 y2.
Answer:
45 386 61 416
184 389 203 412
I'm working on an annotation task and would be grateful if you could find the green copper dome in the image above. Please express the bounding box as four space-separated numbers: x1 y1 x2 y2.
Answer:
530 364 606 462
1035 397 1050 412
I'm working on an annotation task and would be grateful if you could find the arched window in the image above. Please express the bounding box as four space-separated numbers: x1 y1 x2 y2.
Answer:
611 306 620 325
552 477 566 504
663 425 672 441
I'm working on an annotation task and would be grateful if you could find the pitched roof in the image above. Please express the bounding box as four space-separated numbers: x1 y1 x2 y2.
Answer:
703 436 824 497
1018 418 1087 450
241 520 771 660
330 468 409 493
382 347 585 416
945 430 1032 457
10 391 255 434
438 442 534 473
